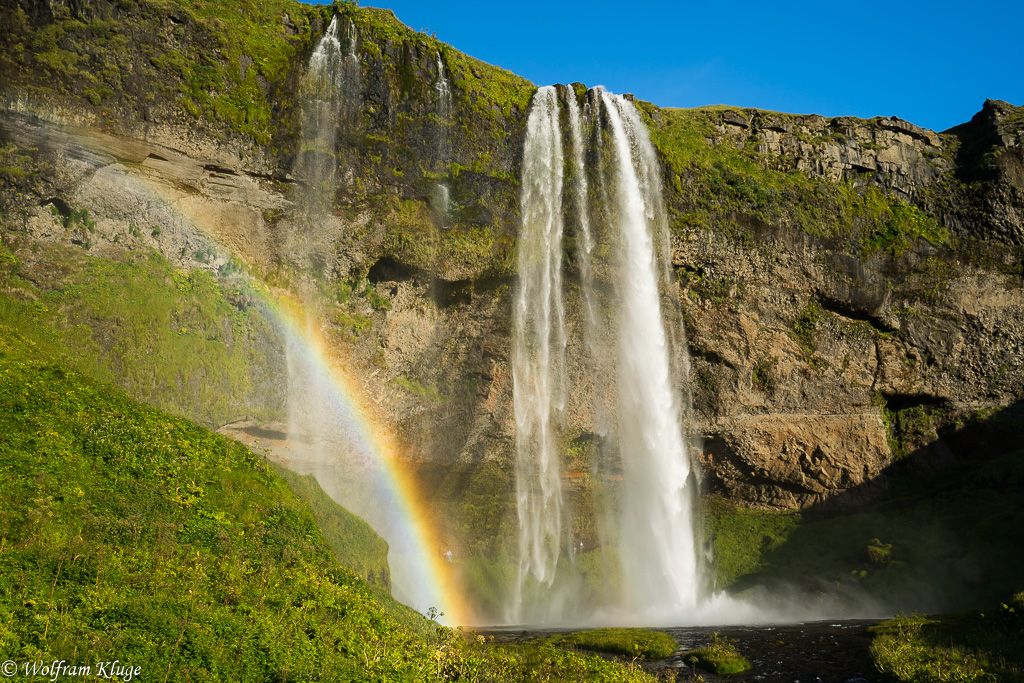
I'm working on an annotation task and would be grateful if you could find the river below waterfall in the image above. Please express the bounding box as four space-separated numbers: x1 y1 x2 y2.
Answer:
479 619 881 682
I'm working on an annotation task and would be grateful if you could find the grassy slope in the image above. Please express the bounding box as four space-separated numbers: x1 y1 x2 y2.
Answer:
869 602 1024 682
270 464 392 590
0 327 431 680
0 326 663 681
0 241 278 429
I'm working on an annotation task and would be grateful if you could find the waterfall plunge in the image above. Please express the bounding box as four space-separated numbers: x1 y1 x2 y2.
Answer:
600 91 698 617
294 15 344 217
513 86 701 623
431 53 453 223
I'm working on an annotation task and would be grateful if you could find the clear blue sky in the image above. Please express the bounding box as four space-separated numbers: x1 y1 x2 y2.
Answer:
323 0 1022 132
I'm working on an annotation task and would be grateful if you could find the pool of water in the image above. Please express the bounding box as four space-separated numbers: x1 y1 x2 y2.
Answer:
479 619 881 682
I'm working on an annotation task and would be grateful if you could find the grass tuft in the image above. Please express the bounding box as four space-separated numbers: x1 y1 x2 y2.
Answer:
542 628 677 660
684 632 751 674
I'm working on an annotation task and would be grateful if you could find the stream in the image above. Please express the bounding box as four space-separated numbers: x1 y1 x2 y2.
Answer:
480 619 881 682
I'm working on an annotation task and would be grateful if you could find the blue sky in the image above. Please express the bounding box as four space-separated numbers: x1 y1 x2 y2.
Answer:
330 0 1022 132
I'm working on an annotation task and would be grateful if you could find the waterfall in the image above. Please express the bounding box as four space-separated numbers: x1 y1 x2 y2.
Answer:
432 53 453 223
295 16 344 216
600 91 698 616
512 86 700 623
435 53 452 124
339 17 362 128
512 85 570 621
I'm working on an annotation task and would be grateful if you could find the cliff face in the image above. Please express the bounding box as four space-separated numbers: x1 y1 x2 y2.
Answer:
1 0 1022 557
659 101 1024 509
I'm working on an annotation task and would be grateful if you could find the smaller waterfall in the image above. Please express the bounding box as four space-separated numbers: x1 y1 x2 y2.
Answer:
295 16 345 216
340 16 362 119
435 53 452 123
432 53 453 226
295 15 364 215
512 85 570 622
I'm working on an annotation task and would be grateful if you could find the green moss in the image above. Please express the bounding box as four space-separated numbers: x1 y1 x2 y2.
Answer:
858 190 948 257
542 628 677 660
703 498 800 588
382 195 514 277
684 633 751 674
1 0 333 145
393 376 446 401
643 106 949 258
789 298 824 365
0 242 279 427
751 356 778 394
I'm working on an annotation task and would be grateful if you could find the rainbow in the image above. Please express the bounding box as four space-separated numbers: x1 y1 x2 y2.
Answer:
29 127 474 625
261 293 473 627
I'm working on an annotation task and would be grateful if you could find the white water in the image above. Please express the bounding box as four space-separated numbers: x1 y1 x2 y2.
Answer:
435 53 452 123
295 16 344 215
600 91 699 617
339 17 362 126
512 86 703 623
512 85 570 622
432 53 453 224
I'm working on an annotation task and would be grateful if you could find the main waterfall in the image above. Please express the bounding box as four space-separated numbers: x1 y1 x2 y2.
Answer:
513 85 701 623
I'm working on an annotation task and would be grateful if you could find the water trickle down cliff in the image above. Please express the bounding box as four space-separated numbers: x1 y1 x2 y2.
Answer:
294 16 342 218
430 53 453 231
513 85 701 622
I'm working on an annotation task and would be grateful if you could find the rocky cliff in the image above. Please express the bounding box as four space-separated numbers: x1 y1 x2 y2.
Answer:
1 0 1022 565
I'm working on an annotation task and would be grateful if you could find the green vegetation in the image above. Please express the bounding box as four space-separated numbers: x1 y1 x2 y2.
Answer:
270 466 391 591
542 628 677 660
340 5 533 119
0 329 421 679
393 376 447 401
641 106 948 258
0 241 279 427
870 601 1024 682
0 0 325 145
875 397 947 462
486 642 658 683
751 355 778 393
790 298 824 363
381 195 517 278
711 441 1024 612
703 498 800 589
2 0 534 169
0 327 662 682
684 632 751 674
